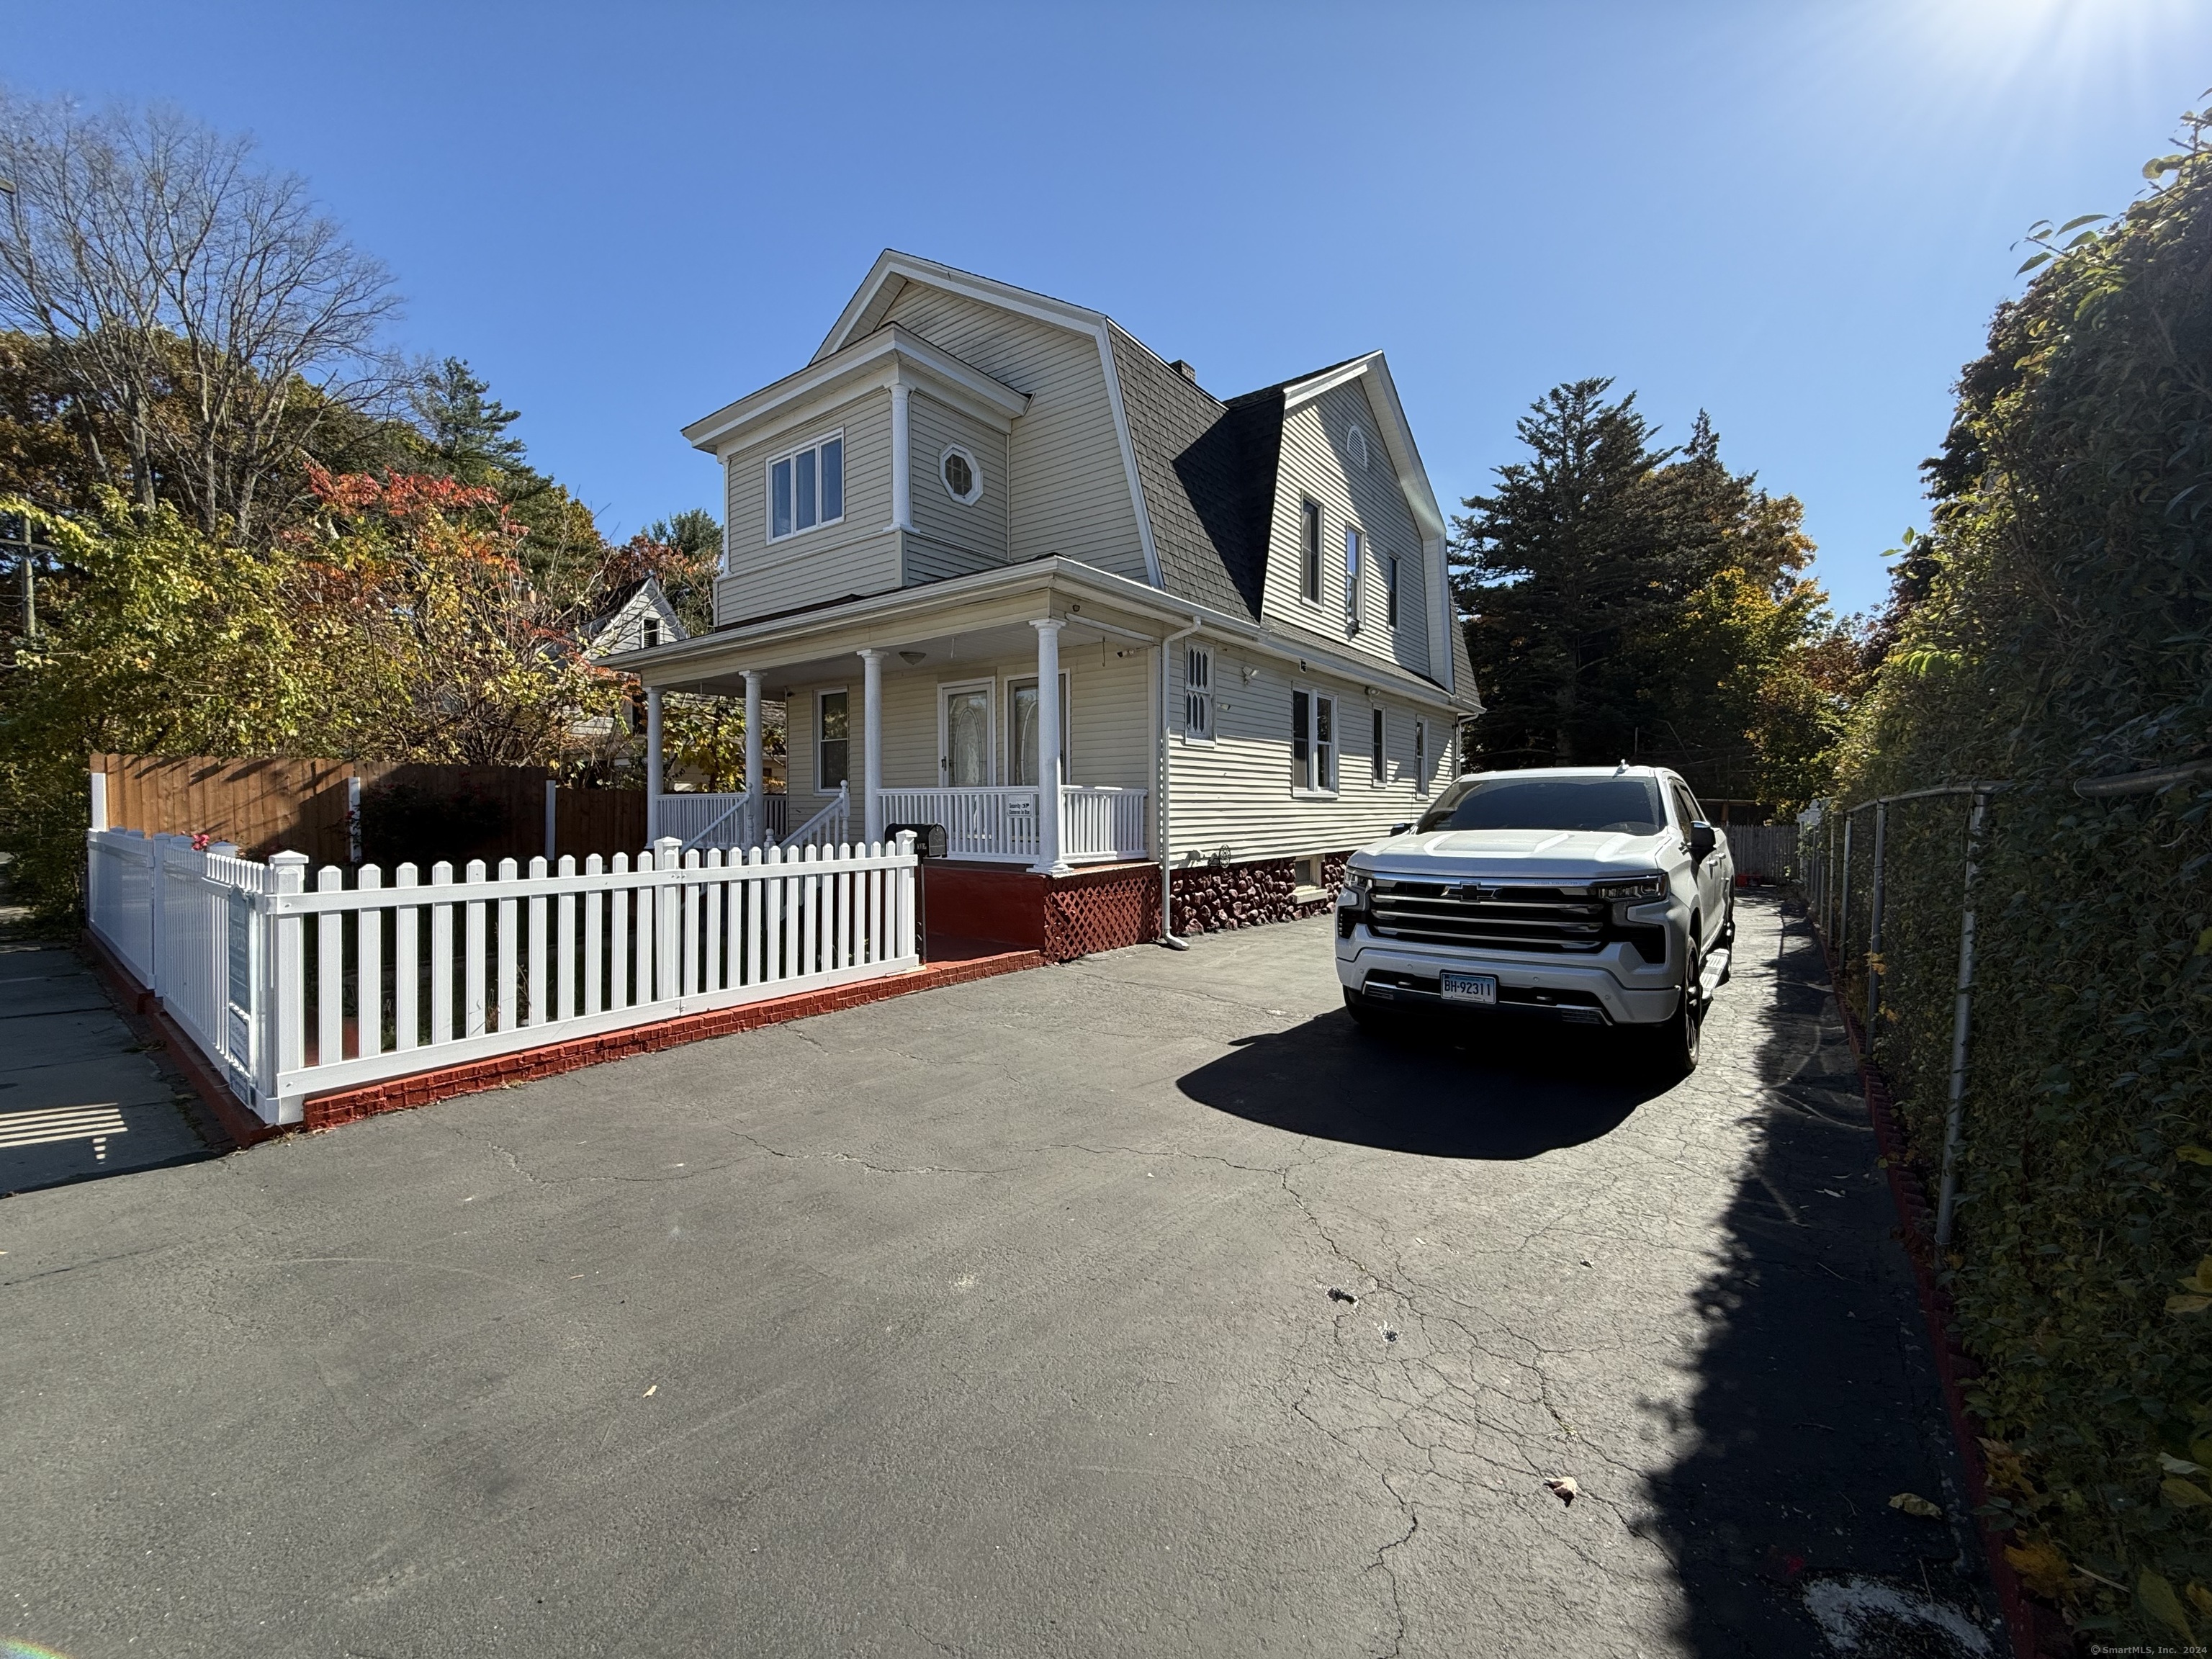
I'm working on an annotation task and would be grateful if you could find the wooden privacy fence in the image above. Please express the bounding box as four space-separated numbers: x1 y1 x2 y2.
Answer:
91 754 649 867
86 828 922 1127
1723 824 1799 882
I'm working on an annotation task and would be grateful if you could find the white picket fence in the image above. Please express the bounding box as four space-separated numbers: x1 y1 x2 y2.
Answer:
86 828 920 1126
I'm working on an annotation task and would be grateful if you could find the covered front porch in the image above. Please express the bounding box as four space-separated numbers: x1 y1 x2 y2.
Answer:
629 567 1164 876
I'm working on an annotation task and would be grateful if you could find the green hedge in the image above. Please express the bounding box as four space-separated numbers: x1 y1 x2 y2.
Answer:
1832 131 2212 1641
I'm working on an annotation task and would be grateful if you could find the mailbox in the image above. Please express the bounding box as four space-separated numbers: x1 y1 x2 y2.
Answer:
884 822 948 860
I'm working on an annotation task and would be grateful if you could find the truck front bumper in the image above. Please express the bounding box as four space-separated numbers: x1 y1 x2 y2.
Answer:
1335 935 1683 1028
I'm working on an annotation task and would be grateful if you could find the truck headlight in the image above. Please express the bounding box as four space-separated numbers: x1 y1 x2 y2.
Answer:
1593 874 1665 901
1337 870 1374 909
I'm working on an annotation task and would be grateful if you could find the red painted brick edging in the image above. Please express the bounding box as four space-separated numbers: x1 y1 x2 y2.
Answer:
1818 922 2072 1659
302 948 1042 1130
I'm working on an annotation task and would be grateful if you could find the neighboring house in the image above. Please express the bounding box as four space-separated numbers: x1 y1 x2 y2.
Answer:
606 251 1480 956
585 575 688 657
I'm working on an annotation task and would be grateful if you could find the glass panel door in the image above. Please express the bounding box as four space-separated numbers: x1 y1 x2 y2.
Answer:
943 686 992 786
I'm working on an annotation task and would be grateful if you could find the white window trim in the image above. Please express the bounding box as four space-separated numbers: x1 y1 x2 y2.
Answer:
765 428 848 545
939 443 983 505
936 677 997 788
814 685 851 796
1183 644 1215 745
1298 498 1323 609
1344 524 1363 635
1003 670 1070 786
1291 685 1339 799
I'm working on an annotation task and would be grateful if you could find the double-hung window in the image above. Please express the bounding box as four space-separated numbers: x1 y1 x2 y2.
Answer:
1292 689 1336 793
817 688 849 791
1184 645 1213 742
1344 527 1362 633
1300 500 1322 604
1414 719 1429 796
1371 707 1385 783
769 431 845 543
1385 555 1400 628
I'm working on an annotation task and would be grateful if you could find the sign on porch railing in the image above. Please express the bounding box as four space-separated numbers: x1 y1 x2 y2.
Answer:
86 829 920 1126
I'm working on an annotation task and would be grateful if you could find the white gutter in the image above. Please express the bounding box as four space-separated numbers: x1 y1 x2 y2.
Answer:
1156 618 1202 951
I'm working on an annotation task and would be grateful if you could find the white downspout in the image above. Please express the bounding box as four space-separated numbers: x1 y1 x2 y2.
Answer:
1157 618 1201 950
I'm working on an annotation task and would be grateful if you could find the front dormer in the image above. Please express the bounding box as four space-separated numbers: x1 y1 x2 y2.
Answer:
685 324 1029 626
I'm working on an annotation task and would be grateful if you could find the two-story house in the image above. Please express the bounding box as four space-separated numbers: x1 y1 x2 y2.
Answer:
607 251 1479 957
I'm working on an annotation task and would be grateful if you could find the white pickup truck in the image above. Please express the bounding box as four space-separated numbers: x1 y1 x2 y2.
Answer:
1334 765 1734 1077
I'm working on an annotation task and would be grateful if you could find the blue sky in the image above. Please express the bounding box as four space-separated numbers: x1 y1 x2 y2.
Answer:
10 0 2208 616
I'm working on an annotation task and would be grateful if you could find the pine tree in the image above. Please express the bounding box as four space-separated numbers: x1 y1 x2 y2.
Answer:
410 358 528 487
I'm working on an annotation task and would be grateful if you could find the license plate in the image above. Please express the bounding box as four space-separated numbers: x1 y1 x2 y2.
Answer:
1440 971 1498 1006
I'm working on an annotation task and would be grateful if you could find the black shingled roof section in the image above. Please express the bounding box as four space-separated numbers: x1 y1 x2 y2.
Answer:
1106 324 1279 620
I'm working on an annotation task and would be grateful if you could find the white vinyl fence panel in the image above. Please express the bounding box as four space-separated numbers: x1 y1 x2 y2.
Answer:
86 829 920 1127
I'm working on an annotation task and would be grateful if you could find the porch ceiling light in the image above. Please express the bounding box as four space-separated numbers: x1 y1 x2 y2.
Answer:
899 649 926 665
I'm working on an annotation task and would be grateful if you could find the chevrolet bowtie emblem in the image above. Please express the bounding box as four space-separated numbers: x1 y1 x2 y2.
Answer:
1456 883 1495 902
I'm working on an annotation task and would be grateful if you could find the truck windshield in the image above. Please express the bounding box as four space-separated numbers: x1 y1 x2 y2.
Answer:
1418 775 1665 835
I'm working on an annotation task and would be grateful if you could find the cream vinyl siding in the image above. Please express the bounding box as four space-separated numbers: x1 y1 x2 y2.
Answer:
781 649 1154 799
1259 378 1432 678
907 390 1009 562
881 284 1149 583
716 393 894 625
1166 647 1448 864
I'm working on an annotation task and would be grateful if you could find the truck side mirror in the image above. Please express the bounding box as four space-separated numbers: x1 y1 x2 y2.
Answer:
1390 822 1413 837
1689 821 1717 863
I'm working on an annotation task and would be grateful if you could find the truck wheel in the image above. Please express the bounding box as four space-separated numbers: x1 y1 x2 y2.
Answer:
1644 945 1701 1080
1344 988 1395 1036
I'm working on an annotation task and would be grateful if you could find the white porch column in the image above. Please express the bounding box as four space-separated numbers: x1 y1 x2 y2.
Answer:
742 670 764 840
1030 619 1070 876
858 648 886 845
889 379 913 532
644 685 664 837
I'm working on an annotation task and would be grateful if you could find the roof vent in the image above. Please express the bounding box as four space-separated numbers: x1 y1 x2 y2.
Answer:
1170 359 1198 383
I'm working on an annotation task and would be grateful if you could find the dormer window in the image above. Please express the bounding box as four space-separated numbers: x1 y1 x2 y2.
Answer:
768 431 845 541
642 615 662 648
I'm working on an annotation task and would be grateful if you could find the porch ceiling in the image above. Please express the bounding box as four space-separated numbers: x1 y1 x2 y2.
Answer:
662 616 1146 701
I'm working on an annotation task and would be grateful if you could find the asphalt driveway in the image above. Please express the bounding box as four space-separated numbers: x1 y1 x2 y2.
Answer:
1 894 1999 1658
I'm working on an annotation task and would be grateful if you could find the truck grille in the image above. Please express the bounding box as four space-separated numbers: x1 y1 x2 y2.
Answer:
1367 880 1609 953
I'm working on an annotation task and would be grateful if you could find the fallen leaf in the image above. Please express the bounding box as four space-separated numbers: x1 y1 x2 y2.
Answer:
2159 1452 2206 1476
1545 1477 1578 1506
2189 1582 2212 1619
2168 1294 2210 1316
2175 1144 2212 1166
642 1385 657 1398
2004 1537 2071 1600
1889 1492 1942 1519
2138 1570 2197 1643
2162 1476 2211 1508
2180 1258 2212 1295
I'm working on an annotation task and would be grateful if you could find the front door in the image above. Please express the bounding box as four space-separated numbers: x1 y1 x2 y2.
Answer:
942 683 992 786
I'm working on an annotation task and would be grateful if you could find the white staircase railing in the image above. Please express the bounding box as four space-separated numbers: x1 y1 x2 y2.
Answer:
780 783 848 851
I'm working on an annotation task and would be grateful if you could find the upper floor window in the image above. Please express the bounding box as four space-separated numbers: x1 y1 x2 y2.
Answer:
1344 526 1362 633
1292 688 1336 794
1184 645 1213 742
769 432 845 542
1300 500 1321 604
642 615 662 649
1385 555 1400 628
941 445 981 504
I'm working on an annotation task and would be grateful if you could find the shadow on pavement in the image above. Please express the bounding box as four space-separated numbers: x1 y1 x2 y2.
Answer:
1176 1003 1661 1160
1642 896 2002 1656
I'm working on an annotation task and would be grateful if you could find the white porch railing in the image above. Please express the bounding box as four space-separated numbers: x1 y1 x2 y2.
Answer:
656 790 756 851
873 785 1149 863
1061 786 1150 863
86 827 919 1126
779 783 849 852
880 786 1041 863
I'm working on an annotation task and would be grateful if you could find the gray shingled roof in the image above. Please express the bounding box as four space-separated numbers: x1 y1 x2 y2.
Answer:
1106 324 1282 621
